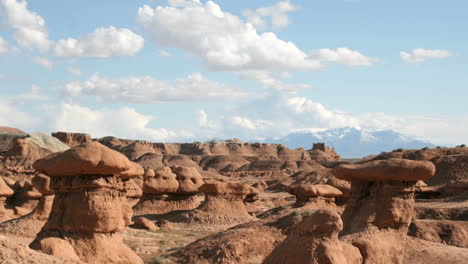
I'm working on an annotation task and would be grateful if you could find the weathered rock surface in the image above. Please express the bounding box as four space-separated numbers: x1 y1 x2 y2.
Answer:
51 132 92 148
29 142 144 264
288 184 342 207
264 209 362 264
333 158 437 264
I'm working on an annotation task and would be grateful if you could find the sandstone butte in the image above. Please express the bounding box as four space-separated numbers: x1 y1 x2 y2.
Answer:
29 141 145 264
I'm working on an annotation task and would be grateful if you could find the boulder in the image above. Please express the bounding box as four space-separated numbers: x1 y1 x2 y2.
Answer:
288 184 342 207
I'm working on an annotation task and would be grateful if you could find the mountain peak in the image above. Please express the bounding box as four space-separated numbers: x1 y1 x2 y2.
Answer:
261 127 433 158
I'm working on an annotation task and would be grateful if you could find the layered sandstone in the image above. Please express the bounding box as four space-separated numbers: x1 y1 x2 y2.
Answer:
264 209 362 264
29 142 144 264
288 184 343 207
178 181 259 225
332 158 436 264
133 166 204 215
0 174 54 237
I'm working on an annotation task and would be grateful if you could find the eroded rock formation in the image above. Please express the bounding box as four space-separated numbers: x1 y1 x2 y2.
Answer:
133 166 204 215
264 209 362 264
29 142 144 264
288 184 343 208
180 181 259 225
332 158 436 264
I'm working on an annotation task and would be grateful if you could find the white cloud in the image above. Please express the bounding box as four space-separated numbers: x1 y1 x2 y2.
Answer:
137 1 322 72
44 103 191 141
237 70 311 92
243 1 297 30
400 48 453 63
231 116 273 130
67 66 81 76
309 47 379 66
0 0 51 51
0 98 39 128
54 26 144 58
61 72 256 103
197 109 217 129
32 56 53 69
158 49 171 57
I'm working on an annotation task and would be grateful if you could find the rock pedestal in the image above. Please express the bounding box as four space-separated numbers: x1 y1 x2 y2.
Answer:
332 158 436 264
29 142 144 264
264 209 362 264
288 184 343 208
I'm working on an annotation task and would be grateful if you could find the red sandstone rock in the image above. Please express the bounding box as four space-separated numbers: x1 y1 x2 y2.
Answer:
134 217 158 231
33 142 144 178
264 209 362 264
29 142 144 264
332 158 435 182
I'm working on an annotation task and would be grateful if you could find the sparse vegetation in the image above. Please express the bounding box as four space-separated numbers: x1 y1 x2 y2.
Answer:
152 257 164 264
422 147 429 150
392 148 404 152
456 144 466 148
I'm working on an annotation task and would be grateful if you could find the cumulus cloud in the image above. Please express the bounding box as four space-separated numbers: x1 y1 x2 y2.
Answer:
32 56 53 69
54 26 144 58
137 1 322 71
0 98 39 128
197 109 217 129
309 47 379 66
44 103 191 141
237 70 311 92
231 116 273 130
400 48 453 63
61 72 256 103
243 1 297 30
0 0 51 51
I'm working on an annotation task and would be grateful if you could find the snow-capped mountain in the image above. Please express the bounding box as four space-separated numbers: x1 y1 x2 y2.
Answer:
261 127 434 158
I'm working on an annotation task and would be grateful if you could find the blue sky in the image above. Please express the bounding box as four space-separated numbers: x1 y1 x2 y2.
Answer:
0 0 466 145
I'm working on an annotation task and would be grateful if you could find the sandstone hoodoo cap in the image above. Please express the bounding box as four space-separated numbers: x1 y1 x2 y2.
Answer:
289 184 343 198
332 158 436 182
33 142 143 178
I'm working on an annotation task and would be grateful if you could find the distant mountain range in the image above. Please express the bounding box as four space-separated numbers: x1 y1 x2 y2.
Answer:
260 127 434 158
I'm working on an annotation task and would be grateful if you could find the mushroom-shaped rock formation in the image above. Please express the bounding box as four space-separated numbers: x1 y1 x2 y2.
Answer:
264 209 362 264
180 181 259 225
133 166 204 215
0 174 55 237
288 184 343 207
0 177 14 220
29 142 144 264
332 158 436 264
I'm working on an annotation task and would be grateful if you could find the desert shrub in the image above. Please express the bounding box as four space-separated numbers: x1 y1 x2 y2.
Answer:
392 148 403 152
